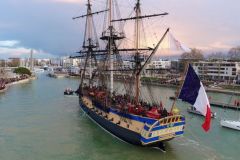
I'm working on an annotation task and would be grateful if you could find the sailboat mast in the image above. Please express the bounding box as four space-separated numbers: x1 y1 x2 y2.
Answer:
135 0 141 104
30 49 34 72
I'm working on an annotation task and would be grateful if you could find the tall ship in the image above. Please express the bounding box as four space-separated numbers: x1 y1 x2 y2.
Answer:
73 0 186 150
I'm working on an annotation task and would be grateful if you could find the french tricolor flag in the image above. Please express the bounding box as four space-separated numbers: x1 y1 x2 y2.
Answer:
179 64 211 132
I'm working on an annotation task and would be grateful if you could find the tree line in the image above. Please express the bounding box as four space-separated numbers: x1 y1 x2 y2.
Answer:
181 46 240 60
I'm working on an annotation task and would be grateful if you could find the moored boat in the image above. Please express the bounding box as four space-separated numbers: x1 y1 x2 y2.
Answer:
0 80 7 93
220 120 240 131
64 88 77 96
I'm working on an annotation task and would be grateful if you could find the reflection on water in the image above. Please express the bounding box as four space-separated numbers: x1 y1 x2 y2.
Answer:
0 74 239 160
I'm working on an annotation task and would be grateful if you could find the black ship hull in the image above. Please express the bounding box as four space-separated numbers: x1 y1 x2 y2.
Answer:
79 99 165 149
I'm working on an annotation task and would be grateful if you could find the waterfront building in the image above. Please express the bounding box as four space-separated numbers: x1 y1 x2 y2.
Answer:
71 58 81 67
61 57 72 67
50 58 61 66
145 59 171 77
122 60 134 69
19 58 28 68
60 57 81 67
35 59 51 67
192 61 240 82
69 66 80 75
8 58 21 67
0 59 7 67
147 59 171 69
170 60 180 71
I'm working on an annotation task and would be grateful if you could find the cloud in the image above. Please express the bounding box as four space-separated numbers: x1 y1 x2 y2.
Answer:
33 0 83 3
0 0 239 57
196 41 234 53
0 46 55 59
209 42 232 50
51 0 84 3
0 40 55 59
0 40 20 47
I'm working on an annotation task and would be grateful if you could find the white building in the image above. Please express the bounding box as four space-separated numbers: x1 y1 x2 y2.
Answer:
71 58 81 67
122 60 134 69
146 60 171 69
50 58 61 66
60 57 81 67
69 66 80 75
19 58 27 67
36 59 50 66
192 61 240 82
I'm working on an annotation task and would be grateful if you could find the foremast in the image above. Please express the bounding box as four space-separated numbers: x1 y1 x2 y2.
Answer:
73 0 103 94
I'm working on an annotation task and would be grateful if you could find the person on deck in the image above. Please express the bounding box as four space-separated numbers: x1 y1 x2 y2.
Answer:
162 108 168 118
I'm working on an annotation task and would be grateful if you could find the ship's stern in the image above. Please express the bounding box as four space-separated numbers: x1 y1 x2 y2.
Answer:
140 115 185 146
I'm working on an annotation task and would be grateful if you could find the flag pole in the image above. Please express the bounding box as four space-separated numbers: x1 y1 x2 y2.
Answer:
170 61 190 113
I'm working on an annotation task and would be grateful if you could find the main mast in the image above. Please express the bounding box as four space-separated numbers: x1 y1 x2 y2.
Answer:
100 0 125 95
109 0 114 95
135 0 141 104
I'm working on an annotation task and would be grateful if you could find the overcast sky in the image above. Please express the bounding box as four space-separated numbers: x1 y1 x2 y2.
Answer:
0 0 239 58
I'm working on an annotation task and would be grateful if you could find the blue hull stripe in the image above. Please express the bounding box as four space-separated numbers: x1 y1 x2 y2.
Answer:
144 122 185 132
144 125 149 131
141 131 184 143
141 136 159 143
175 131 184 135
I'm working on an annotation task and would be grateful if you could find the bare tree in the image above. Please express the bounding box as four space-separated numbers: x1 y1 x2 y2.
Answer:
228 46 240 60
208 52 226 60
181 48 204 60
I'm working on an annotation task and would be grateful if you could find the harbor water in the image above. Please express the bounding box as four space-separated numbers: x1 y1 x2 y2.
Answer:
0 74 239 160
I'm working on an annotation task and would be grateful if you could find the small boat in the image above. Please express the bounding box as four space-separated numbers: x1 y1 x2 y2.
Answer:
220 120 240 131
64 88 75 95
33 68 45 73
187 106 216 118
220 98 240 131
0 85 6 91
